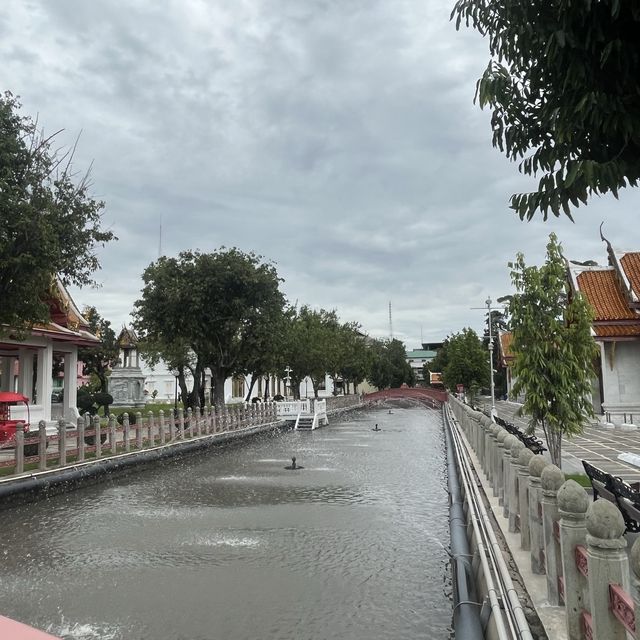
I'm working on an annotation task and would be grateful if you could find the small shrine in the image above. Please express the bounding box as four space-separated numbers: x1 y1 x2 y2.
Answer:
109 326 146 407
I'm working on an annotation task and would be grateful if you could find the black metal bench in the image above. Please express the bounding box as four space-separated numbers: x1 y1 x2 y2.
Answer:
582 460 640 533
493 416 547 455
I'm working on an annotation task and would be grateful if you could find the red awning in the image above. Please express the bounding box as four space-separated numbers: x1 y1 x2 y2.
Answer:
0 392 29 403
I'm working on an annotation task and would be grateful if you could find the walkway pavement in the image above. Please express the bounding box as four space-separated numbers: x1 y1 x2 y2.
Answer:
486 399 640 482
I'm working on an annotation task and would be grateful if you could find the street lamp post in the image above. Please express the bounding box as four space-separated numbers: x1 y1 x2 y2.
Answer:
486 298 497 419
170 369 179 413
284 366 293 398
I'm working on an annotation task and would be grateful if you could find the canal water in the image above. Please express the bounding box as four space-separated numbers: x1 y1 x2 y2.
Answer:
0 406 451 640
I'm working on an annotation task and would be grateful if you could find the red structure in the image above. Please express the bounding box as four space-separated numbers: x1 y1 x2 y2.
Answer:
364 387 448 407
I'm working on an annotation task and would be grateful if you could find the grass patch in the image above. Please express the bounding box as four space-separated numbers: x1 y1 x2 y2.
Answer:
565 473 591 488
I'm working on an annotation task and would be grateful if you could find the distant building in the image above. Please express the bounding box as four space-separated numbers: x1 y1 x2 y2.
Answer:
406 343 441 382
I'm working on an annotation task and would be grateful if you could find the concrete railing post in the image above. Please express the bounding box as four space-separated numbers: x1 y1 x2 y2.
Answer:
94 415 102 458
585 499 629 640
529 455 550 574
15 421 25 474
39 420 48 470
109 414 117 455
508 440 525 532
501 434 518 515
492 428 505 496
187 407 193 438
178 407 185 439
630 537 640 637
136 412 143 449
148 411 155 446
483 418 493 480
517 448 535 549
159 410 165 444
58 418 67 467
76 416 85 463
123 413 130 452
495 431 509 502
169 409 176 441
195 406 202 436
557 479 589 640
541 464 565 604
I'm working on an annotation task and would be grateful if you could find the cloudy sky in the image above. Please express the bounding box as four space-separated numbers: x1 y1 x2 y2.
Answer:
2 0 638 348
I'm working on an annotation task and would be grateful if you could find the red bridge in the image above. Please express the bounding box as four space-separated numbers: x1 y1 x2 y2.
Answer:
364 387 448 408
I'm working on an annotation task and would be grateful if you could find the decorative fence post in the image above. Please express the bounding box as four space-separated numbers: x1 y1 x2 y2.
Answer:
528 455 549 574
494 430 508 501
178 407 185 439
94 415 102 459
159 410 165 445
15 421 24 474
195 406 202 436
148 411 155 446
557 479 589 640
490 426 502 495
517 448 534 549
187 408 193 438
585 499 630 640
631 537 640 637
169 409 176 441
508 440 525 532
482 415 492 476
39 420 48 470
136 412 143 449
58 419 67 467
541 464 565 604
123 413 130 452
109 414 117 455
501 434 518 515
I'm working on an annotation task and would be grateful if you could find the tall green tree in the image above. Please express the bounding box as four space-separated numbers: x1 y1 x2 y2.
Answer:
0 92 115 333
368 338 415 390
440 328 489 394
133 249 286 408
508 233 597 466
452 2 640 220
280 306 343 399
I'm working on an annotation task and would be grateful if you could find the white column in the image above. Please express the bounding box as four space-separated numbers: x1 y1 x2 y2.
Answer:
63 348 79 422
36 343 53 420
18 348 34 399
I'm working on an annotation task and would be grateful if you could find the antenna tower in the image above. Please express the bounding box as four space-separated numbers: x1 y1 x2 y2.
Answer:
388 301 393 339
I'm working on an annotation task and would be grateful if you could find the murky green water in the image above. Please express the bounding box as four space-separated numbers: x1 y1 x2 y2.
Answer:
0 406 451 639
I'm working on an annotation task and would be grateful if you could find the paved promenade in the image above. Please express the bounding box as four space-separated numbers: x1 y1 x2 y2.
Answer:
487 399 640 482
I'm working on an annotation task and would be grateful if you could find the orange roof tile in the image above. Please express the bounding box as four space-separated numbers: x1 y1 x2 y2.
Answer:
576 270 637 320
594 324 640 337
621 253 640 299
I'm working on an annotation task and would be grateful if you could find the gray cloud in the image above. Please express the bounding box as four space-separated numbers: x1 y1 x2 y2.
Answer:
1 0 638 347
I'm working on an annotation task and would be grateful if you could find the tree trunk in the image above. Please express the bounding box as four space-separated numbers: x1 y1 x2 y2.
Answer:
213 369 227 407
245 374 259 402
263 377 270 401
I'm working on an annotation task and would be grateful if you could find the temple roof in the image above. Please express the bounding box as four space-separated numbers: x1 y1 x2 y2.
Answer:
117 326 139 348
1 278 100 347
568 262 640 339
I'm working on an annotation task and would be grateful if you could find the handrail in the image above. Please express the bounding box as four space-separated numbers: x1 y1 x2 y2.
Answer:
444 404 534 640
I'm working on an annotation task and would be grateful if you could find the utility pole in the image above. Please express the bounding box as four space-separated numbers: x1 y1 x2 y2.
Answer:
486 298 497 419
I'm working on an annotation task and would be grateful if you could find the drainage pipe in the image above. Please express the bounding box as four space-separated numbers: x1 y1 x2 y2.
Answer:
444 404 534 640
444 422 485 640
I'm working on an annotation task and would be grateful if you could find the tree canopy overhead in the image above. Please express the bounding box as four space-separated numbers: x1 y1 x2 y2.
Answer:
452 2 640 220
0 92 115 332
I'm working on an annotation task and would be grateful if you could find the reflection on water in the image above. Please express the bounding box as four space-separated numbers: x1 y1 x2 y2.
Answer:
0 407 451 640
